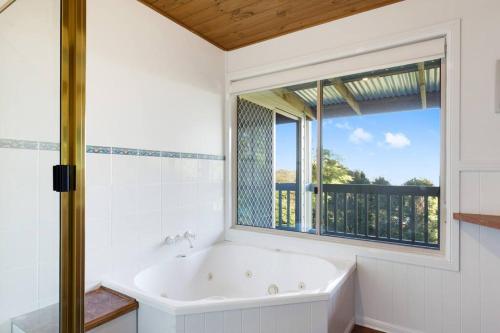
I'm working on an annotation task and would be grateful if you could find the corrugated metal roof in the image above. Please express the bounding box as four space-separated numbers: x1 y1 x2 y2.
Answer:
294 66 441 107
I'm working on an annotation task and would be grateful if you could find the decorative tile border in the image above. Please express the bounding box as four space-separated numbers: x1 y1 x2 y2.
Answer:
86 145 111 154
111 147 139 156
139 149 161 157
39 142 60 151
0 138 224 161
0 138 38 150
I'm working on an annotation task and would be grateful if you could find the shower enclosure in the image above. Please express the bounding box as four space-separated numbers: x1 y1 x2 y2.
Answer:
0 0 85 332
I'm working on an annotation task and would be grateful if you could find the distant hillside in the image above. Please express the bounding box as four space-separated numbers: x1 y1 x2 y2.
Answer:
276 169 296 183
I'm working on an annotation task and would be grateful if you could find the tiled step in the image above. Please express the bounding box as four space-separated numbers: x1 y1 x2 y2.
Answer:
11 287 138 333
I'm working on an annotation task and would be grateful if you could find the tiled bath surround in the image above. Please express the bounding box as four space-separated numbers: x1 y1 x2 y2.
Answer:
84 143 225 286
0 138 224 330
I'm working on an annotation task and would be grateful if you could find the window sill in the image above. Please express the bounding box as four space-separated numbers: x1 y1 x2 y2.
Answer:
226 224 458 271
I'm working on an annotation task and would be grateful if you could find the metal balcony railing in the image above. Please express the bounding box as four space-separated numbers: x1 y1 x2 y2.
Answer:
275 183 440 249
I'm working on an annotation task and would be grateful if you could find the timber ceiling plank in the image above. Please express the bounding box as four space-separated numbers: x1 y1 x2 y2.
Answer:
138 0 402 50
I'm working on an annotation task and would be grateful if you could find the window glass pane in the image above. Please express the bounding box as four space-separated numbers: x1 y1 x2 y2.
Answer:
319 60 442 248
236 83 317 233
235 59 442 249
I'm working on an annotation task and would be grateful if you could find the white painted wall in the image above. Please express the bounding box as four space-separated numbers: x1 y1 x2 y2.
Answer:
226 0 500 332
86 0 225 154
85 0 226 286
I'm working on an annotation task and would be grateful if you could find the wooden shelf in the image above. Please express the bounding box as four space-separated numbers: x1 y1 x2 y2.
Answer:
453 213 500 230
85 286 138 331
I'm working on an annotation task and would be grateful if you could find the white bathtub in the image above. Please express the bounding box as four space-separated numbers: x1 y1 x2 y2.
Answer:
104 242 356 333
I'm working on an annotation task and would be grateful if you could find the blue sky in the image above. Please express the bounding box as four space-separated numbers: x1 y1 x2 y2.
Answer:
275 108 441 186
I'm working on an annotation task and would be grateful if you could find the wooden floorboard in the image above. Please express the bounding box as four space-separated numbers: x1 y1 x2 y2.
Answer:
352 325 386 333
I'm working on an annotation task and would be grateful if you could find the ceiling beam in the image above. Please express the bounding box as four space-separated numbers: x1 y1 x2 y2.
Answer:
331 78 361 115
271 88 315 119
417 62 427 109
240 88 315 120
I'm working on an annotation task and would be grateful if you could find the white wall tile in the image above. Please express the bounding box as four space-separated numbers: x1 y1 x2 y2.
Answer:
0 149 38 232
38 261 59 307
0 229 37 272
0 266 37 323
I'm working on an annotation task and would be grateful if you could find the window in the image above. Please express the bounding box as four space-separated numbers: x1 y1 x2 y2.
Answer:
235 57 443 249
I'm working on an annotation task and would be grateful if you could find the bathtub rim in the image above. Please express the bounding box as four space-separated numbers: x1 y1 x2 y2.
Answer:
101 242 356 316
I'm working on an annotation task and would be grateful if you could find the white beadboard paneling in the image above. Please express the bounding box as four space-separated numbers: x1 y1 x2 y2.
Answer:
224 310 242 333
391 262 409 328
260 306 277 333
185 314 205 333
242 308 260 333
310 301 328 333
460 221 481 333
479 226 500 333
405 264 425 332
424 268 442 333
355 256 378 320
276 303 310 333
205 311 224 333
374 260 394 324
138 303 177 333
460 172 481 333
441 270 460 333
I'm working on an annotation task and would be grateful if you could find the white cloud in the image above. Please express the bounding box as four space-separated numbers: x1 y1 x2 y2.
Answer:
384 132 411 148
349 128 373 144
335 121 352 130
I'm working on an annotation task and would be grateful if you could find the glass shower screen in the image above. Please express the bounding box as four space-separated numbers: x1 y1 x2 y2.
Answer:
0 0 61 331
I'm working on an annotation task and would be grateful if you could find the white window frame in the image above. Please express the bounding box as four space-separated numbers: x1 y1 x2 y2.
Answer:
224 20 461 271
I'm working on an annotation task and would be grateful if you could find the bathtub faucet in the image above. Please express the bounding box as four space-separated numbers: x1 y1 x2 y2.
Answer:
183 230 196 248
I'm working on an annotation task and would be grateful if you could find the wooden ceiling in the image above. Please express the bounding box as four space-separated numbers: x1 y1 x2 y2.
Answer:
139 0 402 51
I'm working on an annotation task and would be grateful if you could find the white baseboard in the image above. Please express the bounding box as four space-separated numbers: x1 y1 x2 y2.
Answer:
343 317 355 333
355 316 424 333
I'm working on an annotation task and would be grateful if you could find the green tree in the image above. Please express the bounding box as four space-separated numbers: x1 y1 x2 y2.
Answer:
349 170 370 184
403 177 434 186
372 176 391 185
312 149 353 184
